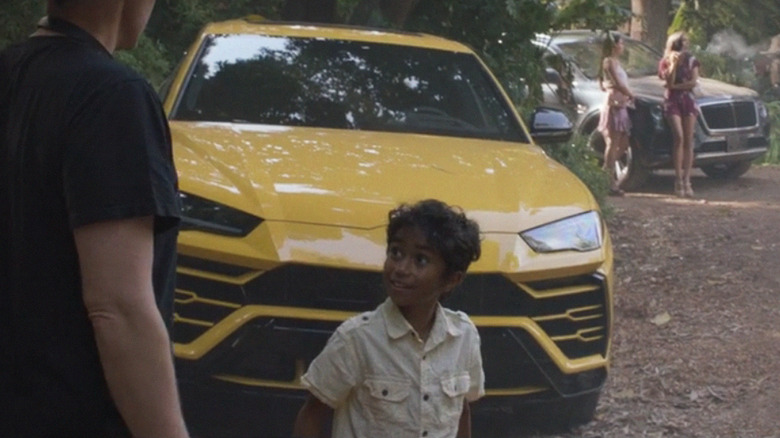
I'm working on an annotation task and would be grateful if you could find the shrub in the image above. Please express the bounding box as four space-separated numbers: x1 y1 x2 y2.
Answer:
540 134 613 216
760 100 780 164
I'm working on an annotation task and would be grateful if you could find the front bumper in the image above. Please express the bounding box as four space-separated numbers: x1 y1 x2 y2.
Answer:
631 98 770 169
173 256 612 437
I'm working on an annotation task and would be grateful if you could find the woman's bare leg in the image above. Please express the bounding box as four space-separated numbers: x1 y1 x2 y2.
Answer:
682 114 697 196
667 114 685 196
604 130 623 194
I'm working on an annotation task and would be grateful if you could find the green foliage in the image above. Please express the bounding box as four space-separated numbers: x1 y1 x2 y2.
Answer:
672 0 780 46
541 135 612 214
0 2 44 48
145 0 285 72
552 0 631 32
760 100 780 164
406 0 630 113
693 49 754 88
115 35 172 89
404 0 548 110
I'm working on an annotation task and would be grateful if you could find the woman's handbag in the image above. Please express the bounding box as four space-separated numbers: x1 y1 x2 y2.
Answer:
607 90 631 108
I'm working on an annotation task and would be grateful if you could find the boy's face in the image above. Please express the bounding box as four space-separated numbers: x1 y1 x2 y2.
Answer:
383 225 462 311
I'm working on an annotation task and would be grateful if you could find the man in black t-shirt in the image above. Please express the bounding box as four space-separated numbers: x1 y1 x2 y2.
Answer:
0 1 189 437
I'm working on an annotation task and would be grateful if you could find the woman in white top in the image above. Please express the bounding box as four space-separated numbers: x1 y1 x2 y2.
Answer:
597 32 635 196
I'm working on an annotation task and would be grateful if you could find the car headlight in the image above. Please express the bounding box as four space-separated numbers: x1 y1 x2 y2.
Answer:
179 192 263 237
520 211 602 253
757 100 768 119
650 103 664 126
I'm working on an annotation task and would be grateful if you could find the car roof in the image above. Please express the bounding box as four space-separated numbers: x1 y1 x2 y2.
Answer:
200 16 475 53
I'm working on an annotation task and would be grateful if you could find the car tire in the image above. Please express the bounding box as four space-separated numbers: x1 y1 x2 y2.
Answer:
700 161 753 179
587 129 649 191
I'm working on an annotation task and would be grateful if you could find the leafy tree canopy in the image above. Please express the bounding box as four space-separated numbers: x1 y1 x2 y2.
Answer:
670 0 780 47
0 0 628 111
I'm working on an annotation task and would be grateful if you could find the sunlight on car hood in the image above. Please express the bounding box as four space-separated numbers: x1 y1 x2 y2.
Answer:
172 122 596 234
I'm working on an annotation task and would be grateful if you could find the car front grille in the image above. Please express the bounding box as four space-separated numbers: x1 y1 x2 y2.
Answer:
174 256 609 394
699 100 757 131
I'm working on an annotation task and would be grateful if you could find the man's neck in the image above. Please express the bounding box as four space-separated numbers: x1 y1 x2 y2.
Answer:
47 5 122 53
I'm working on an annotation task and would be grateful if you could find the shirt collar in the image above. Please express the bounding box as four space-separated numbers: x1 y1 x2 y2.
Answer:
381 298 463 342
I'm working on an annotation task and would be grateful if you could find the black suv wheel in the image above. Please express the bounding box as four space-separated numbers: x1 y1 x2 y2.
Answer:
701 161 753 179
587 128 650 190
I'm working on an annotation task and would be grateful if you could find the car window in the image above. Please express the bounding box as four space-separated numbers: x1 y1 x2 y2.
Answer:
556 37 660 79
171 34 526 142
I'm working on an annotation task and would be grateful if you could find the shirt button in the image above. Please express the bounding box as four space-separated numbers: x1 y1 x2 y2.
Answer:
382 389 388 396
422 431 428 437
423 394 429 401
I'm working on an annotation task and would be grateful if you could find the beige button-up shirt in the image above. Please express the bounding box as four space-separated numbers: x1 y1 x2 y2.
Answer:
301 298 484 438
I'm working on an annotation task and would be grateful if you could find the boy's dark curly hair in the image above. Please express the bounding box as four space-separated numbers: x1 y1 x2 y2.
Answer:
387 199 481 275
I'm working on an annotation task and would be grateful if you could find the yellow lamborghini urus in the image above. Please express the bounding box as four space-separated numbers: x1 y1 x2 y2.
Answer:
161 17 614 437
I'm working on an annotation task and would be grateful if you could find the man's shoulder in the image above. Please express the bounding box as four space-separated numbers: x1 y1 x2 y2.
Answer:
8 37 150 99
36 37 149 90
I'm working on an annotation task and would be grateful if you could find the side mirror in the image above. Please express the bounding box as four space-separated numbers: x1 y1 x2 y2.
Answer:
528 107 573 145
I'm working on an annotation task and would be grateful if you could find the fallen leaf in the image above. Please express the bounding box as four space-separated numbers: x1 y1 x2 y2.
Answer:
651 312 671 326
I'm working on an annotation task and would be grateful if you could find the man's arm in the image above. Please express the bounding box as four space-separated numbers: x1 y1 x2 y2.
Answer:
457 400 471 438
293 393 333 438
74 216 189 438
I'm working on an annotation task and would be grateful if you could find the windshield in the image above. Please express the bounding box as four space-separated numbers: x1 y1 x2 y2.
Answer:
172 34 526 142
556 37 661 79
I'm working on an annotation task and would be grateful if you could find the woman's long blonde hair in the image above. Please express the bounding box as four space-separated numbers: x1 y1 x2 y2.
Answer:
664 31 686 58
663 31 687 85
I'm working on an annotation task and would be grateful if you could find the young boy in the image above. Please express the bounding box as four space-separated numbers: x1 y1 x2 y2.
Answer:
293 199 484 438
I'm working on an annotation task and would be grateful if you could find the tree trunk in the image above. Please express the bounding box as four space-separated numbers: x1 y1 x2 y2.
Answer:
631 0 671 51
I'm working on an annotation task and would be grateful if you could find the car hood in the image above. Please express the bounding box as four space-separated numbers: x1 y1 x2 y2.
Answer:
171 122 596 234
628 75 758 101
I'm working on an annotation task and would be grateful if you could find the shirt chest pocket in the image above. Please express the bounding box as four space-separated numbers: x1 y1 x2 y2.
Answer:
359 378 411 426
437 373 471 425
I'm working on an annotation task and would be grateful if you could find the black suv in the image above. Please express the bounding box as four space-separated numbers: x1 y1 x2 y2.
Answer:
537 31 771 190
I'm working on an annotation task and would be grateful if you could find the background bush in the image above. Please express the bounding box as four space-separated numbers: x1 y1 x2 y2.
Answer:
541 135 612 215
761 101 780 164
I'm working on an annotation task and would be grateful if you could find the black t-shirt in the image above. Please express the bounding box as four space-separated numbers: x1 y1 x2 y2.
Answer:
0 20 180 437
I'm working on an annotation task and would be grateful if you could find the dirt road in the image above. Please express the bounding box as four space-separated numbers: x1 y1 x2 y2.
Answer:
546 165 780 438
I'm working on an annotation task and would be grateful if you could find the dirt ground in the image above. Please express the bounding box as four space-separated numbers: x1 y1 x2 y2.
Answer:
545 165 780 438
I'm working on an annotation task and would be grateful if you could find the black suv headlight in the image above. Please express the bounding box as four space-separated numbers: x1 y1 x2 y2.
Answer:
179 192 263 237
757 100 768 120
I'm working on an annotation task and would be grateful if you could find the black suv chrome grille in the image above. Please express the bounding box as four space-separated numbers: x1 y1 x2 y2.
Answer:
700 100 757 131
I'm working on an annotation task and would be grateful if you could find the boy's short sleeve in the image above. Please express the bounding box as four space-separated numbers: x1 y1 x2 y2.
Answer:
301 328 361 409
466 326 485 402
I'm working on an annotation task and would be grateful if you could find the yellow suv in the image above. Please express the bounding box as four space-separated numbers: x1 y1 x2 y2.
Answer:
161 17 614 437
